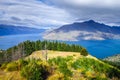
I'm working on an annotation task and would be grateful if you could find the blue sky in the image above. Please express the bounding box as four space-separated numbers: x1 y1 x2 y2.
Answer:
0 0 120 29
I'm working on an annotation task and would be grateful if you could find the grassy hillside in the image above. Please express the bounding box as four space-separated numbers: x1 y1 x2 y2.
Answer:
0 50 120 80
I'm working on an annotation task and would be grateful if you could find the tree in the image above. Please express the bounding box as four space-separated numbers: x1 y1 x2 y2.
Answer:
80 48 89 56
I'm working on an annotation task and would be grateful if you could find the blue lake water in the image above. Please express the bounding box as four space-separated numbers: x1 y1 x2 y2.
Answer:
0 34 120 59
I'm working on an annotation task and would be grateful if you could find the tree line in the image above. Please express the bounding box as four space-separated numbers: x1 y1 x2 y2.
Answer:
0 40 83 65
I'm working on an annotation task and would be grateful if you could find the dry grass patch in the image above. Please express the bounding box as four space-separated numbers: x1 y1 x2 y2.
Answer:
27 50 82 60
0 70 26 80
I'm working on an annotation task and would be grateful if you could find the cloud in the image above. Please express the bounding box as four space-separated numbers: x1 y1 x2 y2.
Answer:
0 0 73 28
11 17 21 21
45 0 120 26
46 0 120 8
0 0 120 29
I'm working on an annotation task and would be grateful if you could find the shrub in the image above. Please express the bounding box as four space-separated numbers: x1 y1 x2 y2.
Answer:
48 57 73 78
17 59 28 70
66 56 73 62
48 72 64 80
0 62 9 70
21 60 50 80
6 62 18 71
80 48 89 56
91 75 108 80
107 68 120 79
59 62 72 77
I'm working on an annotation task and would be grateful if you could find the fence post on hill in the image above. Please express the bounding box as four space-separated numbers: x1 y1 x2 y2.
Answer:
42 50 44 60
4 51 7 62
41 43 48 61
12 47 14 61
18 45 21 60
22 43 25 57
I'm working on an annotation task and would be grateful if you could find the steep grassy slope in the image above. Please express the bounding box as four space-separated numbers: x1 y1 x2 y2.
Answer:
0 51 120 80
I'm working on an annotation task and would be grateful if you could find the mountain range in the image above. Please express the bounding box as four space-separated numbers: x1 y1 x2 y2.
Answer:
0 24 45 36
44 20 120 41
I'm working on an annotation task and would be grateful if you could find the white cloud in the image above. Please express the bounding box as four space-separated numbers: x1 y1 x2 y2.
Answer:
47 0 120 8
0 0 120 29
45 0 120 26
0 0 73 28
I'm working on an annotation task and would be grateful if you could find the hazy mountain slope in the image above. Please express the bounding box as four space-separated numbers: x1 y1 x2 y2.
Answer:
44 20 120 41
0 24 45 36
103 54 120 69
103 54 120 62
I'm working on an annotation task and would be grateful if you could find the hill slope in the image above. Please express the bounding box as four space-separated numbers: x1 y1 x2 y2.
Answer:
0 50 120 80
0 24 45 36
44 20 120 41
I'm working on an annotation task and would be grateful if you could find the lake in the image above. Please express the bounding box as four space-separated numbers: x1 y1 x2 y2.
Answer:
0 34 120 59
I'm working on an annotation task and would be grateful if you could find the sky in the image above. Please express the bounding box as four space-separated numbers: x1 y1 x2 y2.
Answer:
0 0 120 29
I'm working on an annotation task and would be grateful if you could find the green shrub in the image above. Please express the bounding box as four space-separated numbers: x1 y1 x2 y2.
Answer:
48 72 64 80
0 62 9 70
17 59 28 70
6 62 18 71
71 58 109 72
59 61 72 76
80 48 89 56
71 58 120 79
89 76 108 80
107 68 120 79
21 60 49 80
66 56 73 62
48 56 73 79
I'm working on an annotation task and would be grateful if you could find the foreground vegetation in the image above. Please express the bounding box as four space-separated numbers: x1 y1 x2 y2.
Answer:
0 40 120 80
0 53 120 80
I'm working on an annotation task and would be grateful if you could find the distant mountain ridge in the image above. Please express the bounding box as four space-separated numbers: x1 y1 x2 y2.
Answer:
103 54 120 63
44 20 120 41
103 54 120 69
0 24 45 36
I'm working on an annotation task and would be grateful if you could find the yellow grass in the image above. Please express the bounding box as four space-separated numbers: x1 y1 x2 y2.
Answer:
0 70 26 80
26 50 82 60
